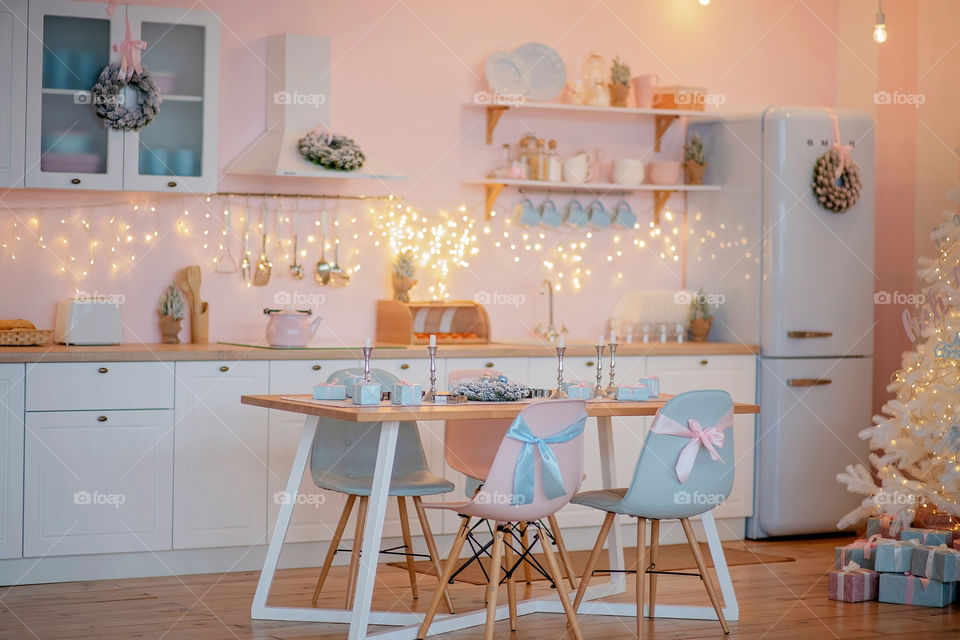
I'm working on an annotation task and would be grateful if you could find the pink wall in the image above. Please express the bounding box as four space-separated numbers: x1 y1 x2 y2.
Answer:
3 0 851 347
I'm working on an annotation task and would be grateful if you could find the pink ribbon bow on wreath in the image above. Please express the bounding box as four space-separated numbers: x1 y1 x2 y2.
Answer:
827 108 853 180
105 0 119 16
113 15 146 81
649 410 734 483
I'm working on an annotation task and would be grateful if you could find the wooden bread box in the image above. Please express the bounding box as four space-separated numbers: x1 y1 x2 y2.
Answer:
376 300 491 345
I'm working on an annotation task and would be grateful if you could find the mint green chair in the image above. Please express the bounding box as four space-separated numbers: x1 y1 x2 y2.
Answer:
309 368 455 613
571 390 735 638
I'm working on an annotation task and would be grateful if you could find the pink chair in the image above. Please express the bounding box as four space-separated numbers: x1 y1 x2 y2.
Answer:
445 369 578 588
417 399 588 640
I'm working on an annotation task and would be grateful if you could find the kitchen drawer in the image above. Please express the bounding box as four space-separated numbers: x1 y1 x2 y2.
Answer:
375 357 436 387
269 359 350 394
26 361 174 411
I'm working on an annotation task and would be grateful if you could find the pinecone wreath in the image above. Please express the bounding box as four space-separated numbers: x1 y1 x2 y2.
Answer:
298 129 366 171
812 147 862 214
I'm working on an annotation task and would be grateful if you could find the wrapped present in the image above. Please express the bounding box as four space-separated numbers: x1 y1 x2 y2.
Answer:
563 381 593 400
900 527 952 547
342 373 364 398
909 544 960 582
352 381 382 405
313 382 347 401
878 573 956 607
912 505 959 537
615 384 650 401
828 561 879 602
954 540 960 552
866 514 895 539
874 539 919 573
835 535 883 570
639 376 660 398
391 382 422 406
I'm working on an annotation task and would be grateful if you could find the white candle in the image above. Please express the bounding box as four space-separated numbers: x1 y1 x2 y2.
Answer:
597 335 604 347
365 337 371 349
609 329 616 344
558 335 564 348
429 334 436 347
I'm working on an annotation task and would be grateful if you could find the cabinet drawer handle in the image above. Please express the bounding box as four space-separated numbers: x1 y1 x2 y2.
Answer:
312 364 322 371
70 178 81 185
167 181 178 188
97 415 108 422
484 362 495 368
700 359 708 366
787 330 833 339
585 361 595 367
400 363 410 370
219 366 230 372
787 378 832 387
98 367 108 374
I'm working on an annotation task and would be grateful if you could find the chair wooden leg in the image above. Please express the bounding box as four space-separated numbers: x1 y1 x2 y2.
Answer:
636 517 647 640
520 523 533 584
572 511 615 611
680 518 729 634
547 514 577 590
539 525 583 640
312 494 356 607
345 495 369 610
504 525 518 631
416 516 472 639
648 518 660 619
412 496 455 614
396 497 419 600
484 524 505 640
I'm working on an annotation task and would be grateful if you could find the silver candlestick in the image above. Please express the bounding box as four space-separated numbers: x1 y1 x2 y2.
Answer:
361 346 373 382
549 345 568 399
604 342 618 398
592 344 605 399
424 345 439 402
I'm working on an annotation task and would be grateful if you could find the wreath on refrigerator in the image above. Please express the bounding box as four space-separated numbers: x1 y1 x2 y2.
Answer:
90 63 162 132
812 147 862 214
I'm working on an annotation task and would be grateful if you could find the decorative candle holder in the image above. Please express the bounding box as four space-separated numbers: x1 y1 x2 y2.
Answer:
604 342 618 398
592 344 605 399
549 345 568 399
361 345 373 382
424 344 439 402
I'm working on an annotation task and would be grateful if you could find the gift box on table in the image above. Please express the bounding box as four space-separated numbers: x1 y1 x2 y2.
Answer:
639 376 660 398
878 573 956 607
835 535 883 570
909 544 960 582
391 382 422 406
352 381 382 405
828 562 879 602
874 539 918 573
866 514 895 540
900 527 952 547
562 382 593 400
615 384 650 402
313 382 347 401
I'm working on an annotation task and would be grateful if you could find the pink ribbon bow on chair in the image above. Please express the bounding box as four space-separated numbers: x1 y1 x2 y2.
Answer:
650 410 734 483
827 108 853 180
113 15 146 81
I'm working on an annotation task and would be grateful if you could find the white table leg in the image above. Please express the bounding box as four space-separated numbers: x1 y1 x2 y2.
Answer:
252 415 318 616
595 415 625 589
348 420 401 640
700 510 739 620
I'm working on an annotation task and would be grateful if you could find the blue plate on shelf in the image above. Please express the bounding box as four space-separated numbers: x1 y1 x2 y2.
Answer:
485 51 529 96
514 43 566 101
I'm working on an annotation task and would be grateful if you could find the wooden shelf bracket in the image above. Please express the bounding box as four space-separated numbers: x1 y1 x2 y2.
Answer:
652 190 675 226
485 106 510 144
653 114 679 152
484 182 505 219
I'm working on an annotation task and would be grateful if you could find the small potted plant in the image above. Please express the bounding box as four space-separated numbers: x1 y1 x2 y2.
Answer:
158 283 186 344
688 287 713 342
684 133 707 185
391 250 418 303
608 56 631 107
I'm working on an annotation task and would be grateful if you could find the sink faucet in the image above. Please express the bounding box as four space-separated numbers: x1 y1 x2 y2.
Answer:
534 279 567 342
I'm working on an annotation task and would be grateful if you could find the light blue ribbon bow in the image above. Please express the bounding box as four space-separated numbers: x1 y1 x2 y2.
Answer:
505 415 586 505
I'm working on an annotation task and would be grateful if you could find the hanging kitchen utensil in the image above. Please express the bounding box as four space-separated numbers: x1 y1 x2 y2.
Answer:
240 197 252 282
289 198 304 280
253 200 272 286
214 202 238 273
314 206 331 285
329 203 350 287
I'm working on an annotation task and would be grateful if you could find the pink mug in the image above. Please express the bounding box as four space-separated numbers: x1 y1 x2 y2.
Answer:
633 73 659 108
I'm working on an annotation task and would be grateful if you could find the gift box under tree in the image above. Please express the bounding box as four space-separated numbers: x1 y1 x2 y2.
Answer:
910 544 960 582
874 539 919 573
878 573 956 607
835 535 883 571
900 527 952 547
828 562 879 602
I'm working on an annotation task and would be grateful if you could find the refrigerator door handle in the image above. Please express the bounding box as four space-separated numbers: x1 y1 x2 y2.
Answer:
787 378 833 387
787 330 834 339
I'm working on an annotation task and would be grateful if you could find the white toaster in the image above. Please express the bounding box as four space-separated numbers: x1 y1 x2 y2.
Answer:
54 298 123 345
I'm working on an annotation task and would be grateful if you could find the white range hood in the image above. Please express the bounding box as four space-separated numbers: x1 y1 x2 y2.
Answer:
229 34 402 180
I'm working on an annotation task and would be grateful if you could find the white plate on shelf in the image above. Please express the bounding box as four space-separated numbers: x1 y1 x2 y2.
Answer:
514 43 566 101
485 51 530 96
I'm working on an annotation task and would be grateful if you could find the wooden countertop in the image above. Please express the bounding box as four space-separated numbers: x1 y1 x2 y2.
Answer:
0 341 760 363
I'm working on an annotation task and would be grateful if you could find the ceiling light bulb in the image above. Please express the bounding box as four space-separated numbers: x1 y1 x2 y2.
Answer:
873 2 887 43
698 0 710 5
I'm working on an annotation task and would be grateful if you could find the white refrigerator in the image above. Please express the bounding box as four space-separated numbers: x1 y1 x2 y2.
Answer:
686 107 874 537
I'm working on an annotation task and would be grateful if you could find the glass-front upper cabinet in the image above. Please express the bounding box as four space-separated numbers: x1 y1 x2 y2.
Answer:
122 6 219 193
25 0 124 189
0 0 27 189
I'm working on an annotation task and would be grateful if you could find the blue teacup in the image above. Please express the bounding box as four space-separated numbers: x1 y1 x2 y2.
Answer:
613 200 637 229
172 149 198 176
566 199 589 227
513 198 540 227
44 48 72 89
588 200 612 228
141 148 170 176
540 199 563 228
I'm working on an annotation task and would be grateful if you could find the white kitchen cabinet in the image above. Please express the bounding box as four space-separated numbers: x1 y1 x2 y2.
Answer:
25 361 174 411
646 355 757 518
173 361 268 549
0 364 24 559
0 0 27 188
23 409 174 557
443 357 527 387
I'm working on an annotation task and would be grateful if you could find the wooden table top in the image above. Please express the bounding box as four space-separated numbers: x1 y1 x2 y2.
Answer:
241 394 760 423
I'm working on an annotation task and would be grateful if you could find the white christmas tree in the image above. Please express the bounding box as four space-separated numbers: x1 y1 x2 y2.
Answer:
838 209 960 533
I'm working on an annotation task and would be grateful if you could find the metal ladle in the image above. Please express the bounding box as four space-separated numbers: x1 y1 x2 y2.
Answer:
329 205 350 287
314 207 331 285
289 199 304 280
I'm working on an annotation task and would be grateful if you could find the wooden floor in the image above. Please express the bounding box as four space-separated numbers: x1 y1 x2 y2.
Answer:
1 536 959 639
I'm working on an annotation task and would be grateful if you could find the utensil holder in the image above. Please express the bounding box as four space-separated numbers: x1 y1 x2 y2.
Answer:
191 302 209 344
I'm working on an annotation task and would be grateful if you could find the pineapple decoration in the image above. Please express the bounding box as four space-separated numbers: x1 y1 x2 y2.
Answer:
391 250 418 303
608 55 631 107
158 284 186 344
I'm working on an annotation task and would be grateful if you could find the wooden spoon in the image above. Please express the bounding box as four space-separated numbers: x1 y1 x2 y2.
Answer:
175 268 195 312
185 265 202 314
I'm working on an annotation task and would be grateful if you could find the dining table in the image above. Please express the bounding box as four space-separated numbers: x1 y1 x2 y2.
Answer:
240 393 760 640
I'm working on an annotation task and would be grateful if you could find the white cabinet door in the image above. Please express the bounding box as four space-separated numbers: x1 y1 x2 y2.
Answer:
23 409 173 557
121 6 219 193
25 0 124 190
173 361 268 549
0 364 24 559
0 0 27 188
647 355 757 518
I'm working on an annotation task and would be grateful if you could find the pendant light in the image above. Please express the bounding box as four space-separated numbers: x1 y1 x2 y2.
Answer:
873 0 888 43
